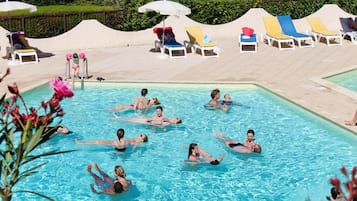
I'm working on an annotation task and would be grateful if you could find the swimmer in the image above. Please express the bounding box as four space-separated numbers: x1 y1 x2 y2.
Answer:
41 124 72 141
75 128 148 151
107 97 160 112
186 143 225 165
221 93 242 106
112 106 182 127
207 88 229 112
88 163 131 194
214 132 262 153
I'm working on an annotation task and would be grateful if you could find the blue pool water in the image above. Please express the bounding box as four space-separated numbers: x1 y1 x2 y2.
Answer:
326 69 357 92
13 82 357 201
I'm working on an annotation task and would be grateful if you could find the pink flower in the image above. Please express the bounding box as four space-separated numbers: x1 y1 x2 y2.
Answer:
65 53 72 61
50 77 74 100
79 52 86 59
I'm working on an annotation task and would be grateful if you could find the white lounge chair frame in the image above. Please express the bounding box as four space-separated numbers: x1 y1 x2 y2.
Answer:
238 35 257 53
261 33 295 50
154 40 187 58
310 31 343 46
14 49 38 64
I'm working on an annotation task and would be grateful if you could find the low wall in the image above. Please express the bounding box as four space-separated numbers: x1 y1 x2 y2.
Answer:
0 4 355 56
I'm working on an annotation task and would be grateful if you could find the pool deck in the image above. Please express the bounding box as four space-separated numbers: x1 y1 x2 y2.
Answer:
1 5 357 133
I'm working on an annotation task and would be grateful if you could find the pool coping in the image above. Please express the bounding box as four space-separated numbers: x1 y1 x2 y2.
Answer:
311 65 357 101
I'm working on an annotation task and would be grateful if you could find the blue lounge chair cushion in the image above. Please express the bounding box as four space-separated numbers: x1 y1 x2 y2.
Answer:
278 15 309 38
240 34 256 42
164 40 184 47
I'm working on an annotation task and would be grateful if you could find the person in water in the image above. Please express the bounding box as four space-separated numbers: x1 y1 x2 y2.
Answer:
113 106 182 127
187 143 225 165
207 88 229 112
214 132 262 153
87 163 132 194
221 93 242 106
107 88 160 112
108 97 160 112
75 128 148 151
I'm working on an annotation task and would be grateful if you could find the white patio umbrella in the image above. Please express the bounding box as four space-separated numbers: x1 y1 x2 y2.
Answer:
0 0 37 12
138 0 191 45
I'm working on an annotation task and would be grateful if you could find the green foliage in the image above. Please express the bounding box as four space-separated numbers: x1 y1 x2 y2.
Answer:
0 72 76 201
2 0 357 37
0 5 113 17
114 0 161 31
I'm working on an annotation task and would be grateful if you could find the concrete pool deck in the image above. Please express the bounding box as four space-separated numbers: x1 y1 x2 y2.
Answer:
1 4 357 133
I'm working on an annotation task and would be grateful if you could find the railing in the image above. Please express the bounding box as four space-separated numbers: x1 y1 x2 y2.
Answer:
0 10 128 38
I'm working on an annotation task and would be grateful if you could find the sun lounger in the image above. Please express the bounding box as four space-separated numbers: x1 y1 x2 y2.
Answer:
277 15 314 48
185 26 219 57
262 17 295 50
307 18 342 46
153 27 187 58
339 17 357 44
6 31 38 64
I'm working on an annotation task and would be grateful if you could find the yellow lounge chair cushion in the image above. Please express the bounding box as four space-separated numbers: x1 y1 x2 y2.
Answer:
16 49 36 53
185 26 216 47
263 17 291 39
307 18 339 36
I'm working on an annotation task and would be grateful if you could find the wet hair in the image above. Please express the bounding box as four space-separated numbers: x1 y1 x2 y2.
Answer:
141 88 148 96
117 128 125 140
210 159 220 165
156 106 163 111
176 118 182 124
188 143 197 159
330 187 339 199
141 134 148 142
210 88 220 99
247 129 255 136
113 181 124 193
114 165 126 178
153 98 160 105
253 144 262 153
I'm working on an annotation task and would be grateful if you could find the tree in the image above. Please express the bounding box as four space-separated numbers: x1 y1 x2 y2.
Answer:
0 69 75 201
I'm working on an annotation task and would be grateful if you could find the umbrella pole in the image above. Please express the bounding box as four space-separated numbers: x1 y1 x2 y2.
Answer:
161 16 165 47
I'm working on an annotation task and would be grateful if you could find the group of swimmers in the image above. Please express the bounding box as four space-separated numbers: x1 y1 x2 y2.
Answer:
77 88 261 194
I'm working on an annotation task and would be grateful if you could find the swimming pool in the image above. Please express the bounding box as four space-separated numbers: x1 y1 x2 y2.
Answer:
326 69 357 92
13 82 357 200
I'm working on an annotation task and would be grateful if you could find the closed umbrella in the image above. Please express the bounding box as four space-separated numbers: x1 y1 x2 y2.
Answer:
138 0 191 45
0 0 37 12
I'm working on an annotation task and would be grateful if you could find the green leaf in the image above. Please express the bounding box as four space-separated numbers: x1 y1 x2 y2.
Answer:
23 126 44 156
21 150 76 165
11 162 47 186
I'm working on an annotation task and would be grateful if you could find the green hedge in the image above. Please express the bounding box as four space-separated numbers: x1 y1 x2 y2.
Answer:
2 0 357 37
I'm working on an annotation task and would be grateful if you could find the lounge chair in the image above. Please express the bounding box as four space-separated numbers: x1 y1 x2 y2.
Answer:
307 18 342 46
277 15 314 48
262 16 295 50
185 26 219 57
153 27 187 58
6 31 38 64
339 17 357 44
